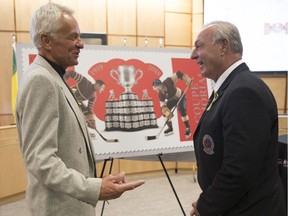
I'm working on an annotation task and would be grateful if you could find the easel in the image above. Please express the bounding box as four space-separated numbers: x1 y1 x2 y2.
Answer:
158 153 186 215
98 154 187 216
99 157 114 216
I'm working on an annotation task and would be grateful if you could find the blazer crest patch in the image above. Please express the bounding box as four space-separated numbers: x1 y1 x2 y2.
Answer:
202 134 215 155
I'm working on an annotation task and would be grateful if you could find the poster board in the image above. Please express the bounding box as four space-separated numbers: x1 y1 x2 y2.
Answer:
16 43 212 160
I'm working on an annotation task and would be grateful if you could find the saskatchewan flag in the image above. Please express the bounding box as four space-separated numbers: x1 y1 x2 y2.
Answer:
11 44 18 121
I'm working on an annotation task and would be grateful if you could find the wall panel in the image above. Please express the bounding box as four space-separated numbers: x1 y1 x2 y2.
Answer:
192 0 203 14
0 0 15 31
0 126 27 199
108 35 137 46
15 0 48 31
165 46 191 49
137 0 164 37
165 0 192 13
279 116 287 135
96 159 120 176
137 37 164 48
16 32 32 43
165 13 191 46
53 0 107 33
191 13 203 47
0 33 14 116
107 0 136 35
119 160 176 174
260 76 287 114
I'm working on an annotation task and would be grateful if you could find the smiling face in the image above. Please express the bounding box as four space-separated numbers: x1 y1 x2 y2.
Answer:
40 14 84 69
191 26 225 82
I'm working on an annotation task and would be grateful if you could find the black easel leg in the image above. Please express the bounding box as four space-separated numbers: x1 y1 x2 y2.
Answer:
100 159 108 178
100 158 114 216
158 154 186 216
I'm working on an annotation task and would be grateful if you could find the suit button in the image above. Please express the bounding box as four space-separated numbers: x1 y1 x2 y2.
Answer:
79 147 82 153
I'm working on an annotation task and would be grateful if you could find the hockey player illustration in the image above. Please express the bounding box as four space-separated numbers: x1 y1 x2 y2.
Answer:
152 71 192 139
64 69 105 129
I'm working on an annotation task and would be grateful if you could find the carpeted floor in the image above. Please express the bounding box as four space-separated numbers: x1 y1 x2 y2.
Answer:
0 171 201 216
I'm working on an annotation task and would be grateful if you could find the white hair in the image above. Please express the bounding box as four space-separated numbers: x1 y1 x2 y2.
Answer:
30 3 74 49
204 21 243 55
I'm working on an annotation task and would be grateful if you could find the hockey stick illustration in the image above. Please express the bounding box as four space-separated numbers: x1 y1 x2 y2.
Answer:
78 101 119 143
146 84 191 141
85 116 119 143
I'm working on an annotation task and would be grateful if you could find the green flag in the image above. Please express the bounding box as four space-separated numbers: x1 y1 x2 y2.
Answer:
11 44 18 121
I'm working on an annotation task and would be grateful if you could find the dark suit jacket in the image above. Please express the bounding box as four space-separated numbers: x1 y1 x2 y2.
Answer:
16 55 101 216
193 63 286 215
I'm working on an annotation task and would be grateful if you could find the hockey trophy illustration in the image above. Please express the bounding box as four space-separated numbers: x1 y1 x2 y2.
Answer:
110 65 143 93
105 64 158 131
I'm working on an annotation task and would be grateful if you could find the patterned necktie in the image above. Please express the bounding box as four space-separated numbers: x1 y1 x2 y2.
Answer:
206 90 218 111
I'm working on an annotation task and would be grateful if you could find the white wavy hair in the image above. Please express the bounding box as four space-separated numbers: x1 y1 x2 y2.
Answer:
30 3 74 49
204 21 243 55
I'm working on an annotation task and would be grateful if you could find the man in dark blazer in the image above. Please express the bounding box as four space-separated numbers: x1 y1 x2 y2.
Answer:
16 3 144 216
190 21 286 216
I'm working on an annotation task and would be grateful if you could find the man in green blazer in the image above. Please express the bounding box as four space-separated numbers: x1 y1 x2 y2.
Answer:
16 3 144 216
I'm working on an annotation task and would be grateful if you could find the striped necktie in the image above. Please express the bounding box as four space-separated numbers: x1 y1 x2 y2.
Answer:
206 90 218 111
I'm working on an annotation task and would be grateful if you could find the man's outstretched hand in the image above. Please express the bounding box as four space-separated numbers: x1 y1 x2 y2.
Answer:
99 172 145 200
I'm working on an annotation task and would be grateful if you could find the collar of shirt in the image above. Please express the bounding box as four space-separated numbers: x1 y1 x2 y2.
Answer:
40 55 66 80
214 59 243 92
40 55 79 103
